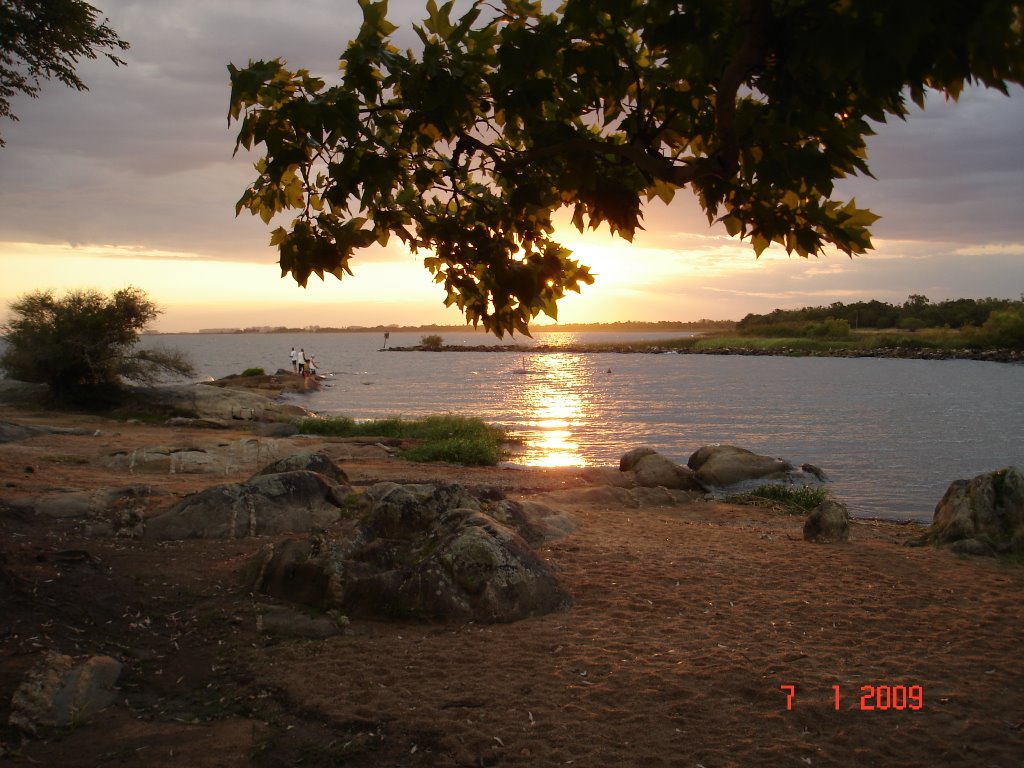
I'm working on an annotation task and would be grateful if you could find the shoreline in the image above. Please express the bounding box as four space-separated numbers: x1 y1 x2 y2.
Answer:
386 343 1024 363
2 403 1022 766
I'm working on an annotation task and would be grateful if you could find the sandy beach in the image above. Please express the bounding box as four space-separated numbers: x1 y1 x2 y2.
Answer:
1 405 1022 767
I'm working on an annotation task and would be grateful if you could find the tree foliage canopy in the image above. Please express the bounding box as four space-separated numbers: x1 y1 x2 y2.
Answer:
229 0 1023 336
1 287 194 402
0 0 129 146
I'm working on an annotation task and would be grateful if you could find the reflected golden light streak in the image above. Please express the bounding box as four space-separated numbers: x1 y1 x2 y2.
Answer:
508 351 592 468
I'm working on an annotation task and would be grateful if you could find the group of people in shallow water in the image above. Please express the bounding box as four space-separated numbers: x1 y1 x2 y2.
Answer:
289 347 320 388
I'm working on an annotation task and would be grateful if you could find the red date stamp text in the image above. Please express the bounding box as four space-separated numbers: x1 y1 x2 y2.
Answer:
781 684 924 711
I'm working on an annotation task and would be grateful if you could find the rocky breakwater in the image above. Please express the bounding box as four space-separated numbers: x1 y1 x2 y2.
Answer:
386 343 1023 363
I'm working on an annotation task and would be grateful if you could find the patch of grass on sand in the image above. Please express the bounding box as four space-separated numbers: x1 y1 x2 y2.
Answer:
296 414 507 466
726 484 831 515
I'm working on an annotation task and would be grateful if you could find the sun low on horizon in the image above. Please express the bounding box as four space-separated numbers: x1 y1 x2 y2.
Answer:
0 222 765 333
3 183 1023 335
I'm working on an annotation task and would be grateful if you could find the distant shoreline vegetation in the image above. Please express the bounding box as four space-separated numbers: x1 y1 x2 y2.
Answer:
143 320 734 335
382 296 1024 360
387 337 1023 363
139 296 1023 359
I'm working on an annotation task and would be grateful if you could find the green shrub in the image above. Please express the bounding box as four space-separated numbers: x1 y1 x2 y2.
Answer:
400 436 502 466
0 286 194 405
808 318 851 340
977 308 1024 349
420 334 444 350
241 367 265 377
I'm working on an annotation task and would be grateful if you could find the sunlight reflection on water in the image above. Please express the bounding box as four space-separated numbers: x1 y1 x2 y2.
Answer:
141 332 1024 520
507 353 590 467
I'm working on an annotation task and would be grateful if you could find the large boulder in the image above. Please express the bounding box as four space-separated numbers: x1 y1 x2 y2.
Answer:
632 452 706 491
688 444 794 487
127 383 311 422
803 500 851 544
245 483 570 623
927 467 1024 555
143 470 354 539
8 653 122 735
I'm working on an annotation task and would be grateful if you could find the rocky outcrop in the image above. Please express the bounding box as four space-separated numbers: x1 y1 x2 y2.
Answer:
688 445 795 487
253 450 350 485
926 467 1024 555
0 420 92 443
127 383 311 422
803 500 851 543
143 470 354 539
102 437 290 474
8 653 122 735
245 483 570 623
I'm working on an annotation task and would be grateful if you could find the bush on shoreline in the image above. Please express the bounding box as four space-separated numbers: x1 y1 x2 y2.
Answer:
296 413 507 466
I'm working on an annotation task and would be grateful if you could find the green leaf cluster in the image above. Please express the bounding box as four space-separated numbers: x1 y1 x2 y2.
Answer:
228 0 1023 336
0 0 130 147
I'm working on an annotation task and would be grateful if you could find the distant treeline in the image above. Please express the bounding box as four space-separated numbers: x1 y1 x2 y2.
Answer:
183 319 735 335
737 295 1024 333
529 319 735 332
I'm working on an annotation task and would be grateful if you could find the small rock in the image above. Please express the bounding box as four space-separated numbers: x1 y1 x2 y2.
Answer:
803 500 851 544
8 653 122 735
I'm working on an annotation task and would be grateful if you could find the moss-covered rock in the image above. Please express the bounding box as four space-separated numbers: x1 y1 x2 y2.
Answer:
927 467 1024 555
246 482 570 623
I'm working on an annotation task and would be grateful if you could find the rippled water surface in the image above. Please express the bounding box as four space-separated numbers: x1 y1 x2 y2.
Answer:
142 331 1024 522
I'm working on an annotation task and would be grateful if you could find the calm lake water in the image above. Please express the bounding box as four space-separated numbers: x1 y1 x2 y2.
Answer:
140 331 1024 523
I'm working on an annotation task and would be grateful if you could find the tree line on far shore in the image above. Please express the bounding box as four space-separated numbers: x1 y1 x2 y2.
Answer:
736 295 1024 348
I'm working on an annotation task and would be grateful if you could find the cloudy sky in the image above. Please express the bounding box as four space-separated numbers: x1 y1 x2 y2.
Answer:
1 0 1022 333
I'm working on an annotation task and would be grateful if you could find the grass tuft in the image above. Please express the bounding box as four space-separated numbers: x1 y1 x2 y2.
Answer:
296 414 507 466
726 483 831 515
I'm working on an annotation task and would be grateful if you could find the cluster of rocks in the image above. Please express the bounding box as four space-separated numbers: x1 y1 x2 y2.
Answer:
618 443 803 490
120 449 573 623
245 481 573 624
617 444 850 543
